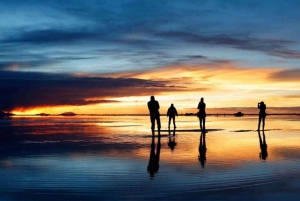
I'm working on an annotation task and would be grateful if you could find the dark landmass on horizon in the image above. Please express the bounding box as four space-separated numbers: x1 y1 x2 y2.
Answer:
36 113 50 116
0 111 14 117
4 113 300 117
2 107 300 117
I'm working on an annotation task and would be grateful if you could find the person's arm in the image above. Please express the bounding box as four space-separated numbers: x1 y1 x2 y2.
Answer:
175 108 178 116
157 101 160 109
197 102 200 109
167 108 170 116
258 103 260 109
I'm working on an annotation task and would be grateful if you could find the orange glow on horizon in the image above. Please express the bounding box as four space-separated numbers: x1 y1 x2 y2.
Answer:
9 63 300 115
11 107 53 115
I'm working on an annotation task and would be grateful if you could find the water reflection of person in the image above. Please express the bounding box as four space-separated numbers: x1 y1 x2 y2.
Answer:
198 131 207 167
168 129 177 151
258 130 268 160
147 134 161 177
257 101 267 131
197 97 206 131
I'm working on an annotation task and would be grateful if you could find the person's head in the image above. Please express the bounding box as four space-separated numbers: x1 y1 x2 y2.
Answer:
171 103 174 107
201 97 204 102
150 96 155 101
260 101 264 105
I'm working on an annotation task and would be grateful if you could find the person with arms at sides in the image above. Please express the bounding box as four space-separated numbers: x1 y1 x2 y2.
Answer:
167 103 178 129
148 96 161 134
197 97 206 131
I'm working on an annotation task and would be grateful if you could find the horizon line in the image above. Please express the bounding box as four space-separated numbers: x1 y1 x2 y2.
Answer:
7 113 300 117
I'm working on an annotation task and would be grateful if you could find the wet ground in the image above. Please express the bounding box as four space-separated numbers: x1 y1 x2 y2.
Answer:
0 115 300 200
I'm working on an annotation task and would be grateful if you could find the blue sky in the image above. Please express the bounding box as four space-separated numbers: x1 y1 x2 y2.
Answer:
1 0 300 113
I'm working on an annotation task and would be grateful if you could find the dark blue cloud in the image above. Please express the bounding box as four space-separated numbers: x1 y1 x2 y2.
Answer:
0 71 184 111
156 31 300 59
1 0 300 77
3 29 101 44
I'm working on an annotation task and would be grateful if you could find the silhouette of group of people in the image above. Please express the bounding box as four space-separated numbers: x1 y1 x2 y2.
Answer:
148 96 179 133
147 95 269 176
148 96 268 132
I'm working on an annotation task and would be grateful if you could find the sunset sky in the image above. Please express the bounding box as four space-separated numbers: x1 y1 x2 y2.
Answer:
1 0 300 114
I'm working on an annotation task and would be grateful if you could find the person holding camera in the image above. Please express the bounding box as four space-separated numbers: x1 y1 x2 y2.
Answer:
258 101 267 130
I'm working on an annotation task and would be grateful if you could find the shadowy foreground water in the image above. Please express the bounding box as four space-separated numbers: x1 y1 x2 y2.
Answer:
1 115 300 201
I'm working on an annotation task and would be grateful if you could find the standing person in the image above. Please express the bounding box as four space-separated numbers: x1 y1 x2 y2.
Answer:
167 104 178 128
148 96 161 132
197 97 206 131
258 101 267 130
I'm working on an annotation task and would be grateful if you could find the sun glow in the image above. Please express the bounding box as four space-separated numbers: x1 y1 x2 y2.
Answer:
11 107 52 115
7 62 300 115
11 106 81 115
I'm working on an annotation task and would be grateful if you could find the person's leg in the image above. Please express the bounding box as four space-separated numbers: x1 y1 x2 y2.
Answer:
168 116 171 128
156 115 161 131
150 115 155 130
203 116 206 130
199 118 203 130
262 116 265 130
258 116 261 130
173 116 176 128
157 116 161 136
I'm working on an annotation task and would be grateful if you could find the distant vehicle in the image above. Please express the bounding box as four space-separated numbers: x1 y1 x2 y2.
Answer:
234 112 244 117
60 112 77 116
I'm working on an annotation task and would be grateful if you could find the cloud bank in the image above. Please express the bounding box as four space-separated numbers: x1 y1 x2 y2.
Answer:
0 71 184 111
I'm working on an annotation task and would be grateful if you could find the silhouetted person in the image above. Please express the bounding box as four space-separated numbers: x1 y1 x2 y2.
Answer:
167 129 177 151
197 97 206 131
167 103 178 128
258 101 266 130
258 130 268 160
148 96 161 133
198 131 207 167
147 134 161 177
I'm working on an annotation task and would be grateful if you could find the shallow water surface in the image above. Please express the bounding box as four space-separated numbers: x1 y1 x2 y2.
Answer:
0 115 300 200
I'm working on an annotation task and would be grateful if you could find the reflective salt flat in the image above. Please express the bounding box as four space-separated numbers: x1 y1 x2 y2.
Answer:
155 128 224 132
